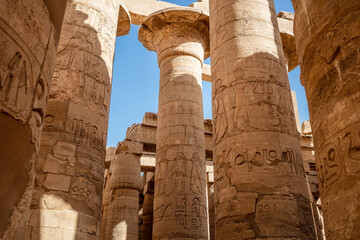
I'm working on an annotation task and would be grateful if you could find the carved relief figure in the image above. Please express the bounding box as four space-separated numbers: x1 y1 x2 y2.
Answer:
190 152 204 195
0 34 33 121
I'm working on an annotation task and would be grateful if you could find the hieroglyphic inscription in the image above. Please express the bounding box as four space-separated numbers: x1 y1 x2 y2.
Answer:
191 197 202 229
218 146 305 176
72 118 104 151
317 143 342 191
317 125 360 191
175 196 186 228
255 195 300 237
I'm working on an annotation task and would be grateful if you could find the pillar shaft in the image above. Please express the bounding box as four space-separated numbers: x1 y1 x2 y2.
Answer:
0 0 66 238
106 141 142 240
292 0 360 239
139 8 210 240
100 173 112 240
27 0 128 239
142 192 154 240
210 0 315 239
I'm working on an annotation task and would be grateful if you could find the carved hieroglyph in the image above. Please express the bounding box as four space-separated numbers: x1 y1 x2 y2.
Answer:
106 141 142 240
27 1 130 239
209 0 316 239
292 0 360 239
139 7 210 240
0 0 66 239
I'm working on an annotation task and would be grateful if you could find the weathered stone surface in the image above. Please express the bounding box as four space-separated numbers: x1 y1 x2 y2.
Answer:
292 0 360 239
0 0 67 239
27 0 130 239
210 0 315 239
139 7 210 240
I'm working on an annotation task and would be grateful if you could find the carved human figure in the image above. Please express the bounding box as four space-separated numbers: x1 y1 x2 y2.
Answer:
209 0 316 239
291 0 360 239
138 7 210 240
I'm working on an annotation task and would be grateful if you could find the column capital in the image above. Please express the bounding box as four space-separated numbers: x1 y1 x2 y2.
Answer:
138 7 210 64
117 4 131 36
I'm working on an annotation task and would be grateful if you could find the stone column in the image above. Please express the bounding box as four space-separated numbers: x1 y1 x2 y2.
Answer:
207 183 215 240
138 8 209 240
292 1 360 239
210 0 315 239
0 1 67 239
141 172 154 240
106 140 142 240
142 192 154 240
27 1 131 239
100 171 112 240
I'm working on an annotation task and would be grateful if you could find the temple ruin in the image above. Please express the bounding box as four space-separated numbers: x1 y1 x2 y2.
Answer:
0 0 359 239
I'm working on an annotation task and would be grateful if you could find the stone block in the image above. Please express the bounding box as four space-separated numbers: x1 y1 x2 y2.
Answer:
59 210 79 231
301 121 312 135
40 210 61 228
53 141 77 157
43 154 67 174
116 140 143 155
44 174 71 192
219 187 237 203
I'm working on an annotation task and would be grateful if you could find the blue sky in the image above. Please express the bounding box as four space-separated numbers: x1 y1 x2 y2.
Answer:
107 0 308 147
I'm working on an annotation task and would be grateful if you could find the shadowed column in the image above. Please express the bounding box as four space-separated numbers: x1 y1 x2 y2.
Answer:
209 0 316 239
0 1 67 239
27 0 131 239
141 173 155 240
292 0 360 239
138 7 210 240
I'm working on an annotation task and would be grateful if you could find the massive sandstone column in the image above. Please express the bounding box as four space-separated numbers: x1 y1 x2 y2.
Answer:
0 1 67 239
106 140 142 240
139 8 210 240
27 0 131 239
209 0 315 239
292 1 360 239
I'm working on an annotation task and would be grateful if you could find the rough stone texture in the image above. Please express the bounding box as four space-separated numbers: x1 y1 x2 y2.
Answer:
210 0 315 239
106 141 142 240
0 0 66 239
292 0 360 239
139 8 210 240
27 0 130 239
